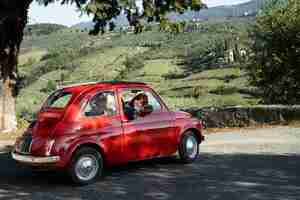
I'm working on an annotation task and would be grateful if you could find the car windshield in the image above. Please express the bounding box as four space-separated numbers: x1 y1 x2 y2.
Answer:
44 90 73 109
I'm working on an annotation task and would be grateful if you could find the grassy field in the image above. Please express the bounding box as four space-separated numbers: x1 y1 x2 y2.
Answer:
17 20 259 120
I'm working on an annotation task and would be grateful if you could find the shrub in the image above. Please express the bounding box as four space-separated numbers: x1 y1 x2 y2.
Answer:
247 0 300 104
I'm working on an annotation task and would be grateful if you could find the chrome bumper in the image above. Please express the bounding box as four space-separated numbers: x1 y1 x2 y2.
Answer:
12 152 60 164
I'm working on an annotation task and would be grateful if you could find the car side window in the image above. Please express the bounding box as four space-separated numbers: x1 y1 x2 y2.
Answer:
120 89 162 120
44 90 73 109
84 91 117 117
145 91 162 111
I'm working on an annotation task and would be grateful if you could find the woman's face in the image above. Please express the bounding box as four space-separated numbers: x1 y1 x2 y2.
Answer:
134 98 143 109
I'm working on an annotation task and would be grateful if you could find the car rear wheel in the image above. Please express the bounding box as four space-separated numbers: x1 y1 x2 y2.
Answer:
178 131 199 163
68 147 103 185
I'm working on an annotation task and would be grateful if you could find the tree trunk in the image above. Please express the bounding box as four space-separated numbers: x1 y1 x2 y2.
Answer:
0 44 19 132
0 0 32 133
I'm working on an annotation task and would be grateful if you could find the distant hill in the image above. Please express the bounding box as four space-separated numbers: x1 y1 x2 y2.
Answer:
171 0 267 21
24 23 67 36
72 0 266 30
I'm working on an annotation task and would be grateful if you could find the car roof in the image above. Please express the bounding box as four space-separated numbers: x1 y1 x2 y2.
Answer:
60 81 149 93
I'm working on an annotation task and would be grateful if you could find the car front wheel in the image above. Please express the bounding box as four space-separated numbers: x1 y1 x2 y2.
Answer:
68 147 103 185
178 131 199 163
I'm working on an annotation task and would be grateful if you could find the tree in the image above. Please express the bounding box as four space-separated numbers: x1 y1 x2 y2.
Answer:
0 0 206 132
247 0 300 104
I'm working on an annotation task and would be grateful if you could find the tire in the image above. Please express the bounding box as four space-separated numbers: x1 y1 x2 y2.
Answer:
68 147 103 185
178 131 199 163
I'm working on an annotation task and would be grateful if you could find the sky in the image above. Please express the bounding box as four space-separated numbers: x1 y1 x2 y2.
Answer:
29 0 251 27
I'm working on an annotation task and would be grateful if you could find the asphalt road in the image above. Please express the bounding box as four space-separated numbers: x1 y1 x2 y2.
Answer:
0 126 300 200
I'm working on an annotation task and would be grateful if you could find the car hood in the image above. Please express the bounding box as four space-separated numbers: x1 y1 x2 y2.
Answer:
173 111 192 119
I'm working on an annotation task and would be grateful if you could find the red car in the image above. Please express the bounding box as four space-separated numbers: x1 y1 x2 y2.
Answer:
12 81 204 185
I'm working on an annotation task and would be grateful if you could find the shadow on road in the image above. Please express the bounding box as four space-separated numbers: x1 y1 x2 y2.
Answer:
0 152 299 200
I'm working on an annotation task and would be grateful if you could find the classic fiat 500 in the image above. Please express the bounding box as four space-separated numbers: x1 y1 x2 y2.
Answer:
12 81 204 184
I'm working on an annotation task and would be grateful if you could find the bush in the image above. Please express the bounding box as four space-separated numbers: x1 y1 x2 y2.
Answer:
247 0 300 104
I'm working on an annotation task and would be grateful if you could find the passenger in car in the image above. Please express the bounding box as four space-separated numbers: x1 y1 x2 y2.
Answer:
123 93 153 120
85 94 105 116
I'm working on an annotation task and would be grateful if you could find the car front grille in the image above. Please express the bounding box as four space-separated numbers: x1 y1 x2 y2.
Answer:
19 135 32 154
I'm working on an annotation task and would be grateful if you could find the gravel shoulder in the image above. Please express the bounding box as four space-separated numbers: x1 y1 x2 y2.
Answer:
202 126 300 155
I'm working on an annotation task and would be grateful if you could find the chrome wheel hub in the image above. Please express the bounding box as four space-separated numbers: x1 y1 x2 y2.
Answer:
186 136 198 159
75 155 99 181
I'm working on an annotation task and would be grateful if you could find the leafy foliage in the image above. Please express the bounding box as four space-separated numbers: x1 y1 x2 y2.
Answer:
36 0 206 34
248 0 300 104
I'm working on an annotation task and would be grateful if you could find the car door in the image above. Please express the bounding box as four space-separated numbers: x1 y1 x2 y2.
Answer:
119 87 177 161
79 90 125 165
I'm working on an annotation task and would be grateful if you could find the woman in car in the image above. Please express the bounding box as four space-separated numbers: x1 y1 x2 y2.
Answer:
124 93 153 120
85 93 115 117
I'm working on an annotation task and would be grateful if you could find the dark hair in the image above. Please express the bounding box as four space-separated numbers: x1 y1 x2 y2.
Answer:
129 93 148 106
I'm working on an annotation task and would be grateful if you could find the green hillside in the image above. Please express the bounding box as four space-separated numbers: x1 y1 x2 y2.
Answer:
18 20 259 120
24 23 67 37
